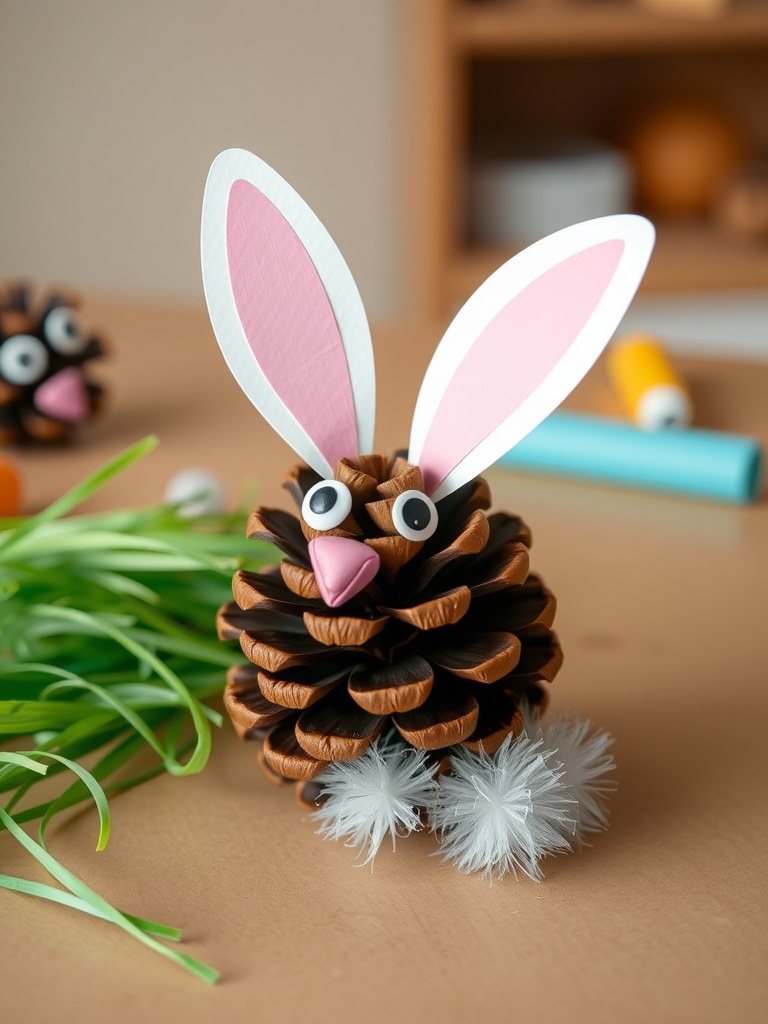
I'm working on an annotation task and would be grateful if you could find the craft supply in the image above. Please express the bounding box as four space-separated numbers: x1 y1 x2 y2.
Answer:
0 454 21 515
607 334 692 430
0 438 271 982
623 98 747 217
164 468 225 516
0 284 106 444
497 411 762 504
469 137 633 243
201 148 654 877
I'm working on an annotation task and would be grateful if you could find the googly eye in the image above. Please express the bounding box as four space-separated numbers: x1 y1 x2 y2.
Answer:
43 306 87 355
392 489 438 542
301 479 353 531
0 335 49 386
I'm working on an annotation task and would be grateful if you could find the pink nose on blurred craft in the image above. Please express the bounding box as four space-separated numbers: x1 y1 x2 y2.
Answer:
308 535 381 608
33 368 89 423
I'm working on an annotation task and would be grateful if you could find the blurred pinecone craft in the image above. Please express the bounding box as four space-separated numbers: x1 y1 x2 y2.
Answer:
0 283 105 444
217 454 562 791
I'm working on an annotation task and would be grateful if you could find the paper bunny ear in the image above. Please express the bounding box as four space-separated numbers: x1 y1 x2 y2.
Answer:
201 149 375 477
409 215 655 500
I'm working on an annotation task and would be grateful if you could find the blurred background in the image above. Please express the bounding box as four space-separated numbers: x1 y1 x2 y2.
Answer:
1 0 767 358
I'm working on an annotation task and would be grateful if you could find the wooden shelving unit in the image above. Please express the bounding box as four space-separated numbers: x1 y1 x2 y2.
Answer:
403 0 768 320
451 2 768 53
450 222 768 303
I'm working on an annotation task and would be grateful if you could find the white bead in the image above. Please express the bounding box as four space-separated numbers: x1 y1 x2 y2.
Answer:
164 468 225 517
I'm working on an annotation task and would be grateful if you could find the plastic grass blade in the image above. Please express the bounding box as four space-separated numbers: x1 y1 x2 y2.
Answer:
0 808 219 984
32 752 111 851
0 435 158 557
0 875 181 939
26 605 212 776
0 751 48 775
0 749 110 850
5 733 196 828
0 437 270 982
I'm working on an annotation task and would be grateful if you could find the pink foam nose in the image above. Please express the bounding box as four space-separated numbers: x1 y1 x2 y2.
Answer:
308 536 380 608
33 368 89 423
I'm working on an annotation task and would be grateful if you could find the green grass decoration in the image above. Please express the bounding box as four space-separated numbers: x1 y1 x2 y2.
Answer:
0 437 272 983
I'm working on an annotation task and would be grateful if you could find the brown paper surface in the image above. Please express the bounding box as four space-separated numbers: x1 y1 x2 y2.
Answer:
2 303 766 1023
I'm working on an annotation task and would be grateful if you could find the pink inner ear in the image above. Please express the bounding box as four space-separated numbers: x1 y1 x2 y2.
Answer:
227 179 358 468
418 240 625 494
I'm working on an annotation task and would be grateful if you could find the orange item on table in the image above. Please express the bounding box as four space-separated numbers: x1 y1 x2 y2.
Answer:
0 454 22 515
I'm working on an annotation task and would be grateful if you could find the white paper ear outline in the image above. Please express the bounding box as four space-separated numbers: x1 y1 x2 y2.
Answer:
201 148 375 477
408 215 655 501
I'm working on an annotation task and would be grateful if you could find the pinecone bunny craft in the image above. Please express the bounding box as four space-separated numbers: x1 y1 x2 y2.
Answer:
0 284 105 444
202 149 654 878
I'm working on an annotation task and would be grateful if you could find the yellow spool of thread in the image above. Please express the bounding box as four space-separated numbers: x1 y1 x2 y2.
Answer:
607 334 692 430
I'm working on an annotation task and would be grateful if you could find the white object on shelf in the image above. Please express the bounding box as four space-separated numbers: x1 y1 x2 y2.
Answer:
469 139 634 245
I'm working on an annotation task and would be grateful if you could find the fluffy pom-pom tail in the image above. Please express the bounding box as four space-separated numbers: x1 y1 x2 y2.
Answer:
311 734 438 864
429 734 577 881
540 713 616 842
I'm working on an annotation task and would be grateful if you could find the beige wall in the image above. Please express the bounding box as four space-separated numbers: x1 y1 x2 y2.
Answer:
0 0 403 316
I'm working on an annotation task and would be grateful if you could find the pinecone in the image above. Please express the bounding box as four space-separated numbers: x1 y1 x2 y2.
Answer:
218 454 562 793
0 283 105 444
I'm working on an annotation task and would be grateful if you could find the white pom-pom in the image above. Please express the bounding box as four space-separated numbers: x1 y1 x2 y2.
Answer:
519 700 544 739
430 734 576 880
164 468 225 517
312 735 437 864
541 713 616 840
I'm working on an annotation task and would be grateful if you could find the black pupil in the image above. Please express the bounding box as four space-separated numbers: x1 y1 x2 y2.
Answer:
402 497 430 531
309 486 338 515
65 320 75 336
19 352 33 367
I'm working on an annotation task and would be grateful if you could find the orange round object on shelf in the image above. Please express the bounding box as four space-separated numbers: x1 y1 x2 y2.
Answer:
624 99 748 217
0 455 22 516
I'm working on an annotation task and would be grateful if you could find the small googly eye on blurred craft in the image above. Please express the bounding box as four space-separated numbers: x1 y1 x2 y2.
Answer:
43 306 88 356
0 335 49 386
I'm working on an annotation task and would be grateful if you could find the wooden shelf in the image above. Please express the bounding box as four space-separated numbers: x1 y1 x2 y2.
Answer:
448 222 768 305
452 1 768 56
404 0 768 317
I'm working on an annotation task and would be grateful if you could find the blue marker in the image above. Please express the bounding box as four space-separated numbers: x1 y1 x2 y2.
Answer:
498 411 762 504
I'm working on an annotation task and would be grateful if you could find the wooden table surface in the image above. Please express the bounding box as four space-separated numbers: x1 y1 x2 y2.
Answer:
3 299 767 1024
